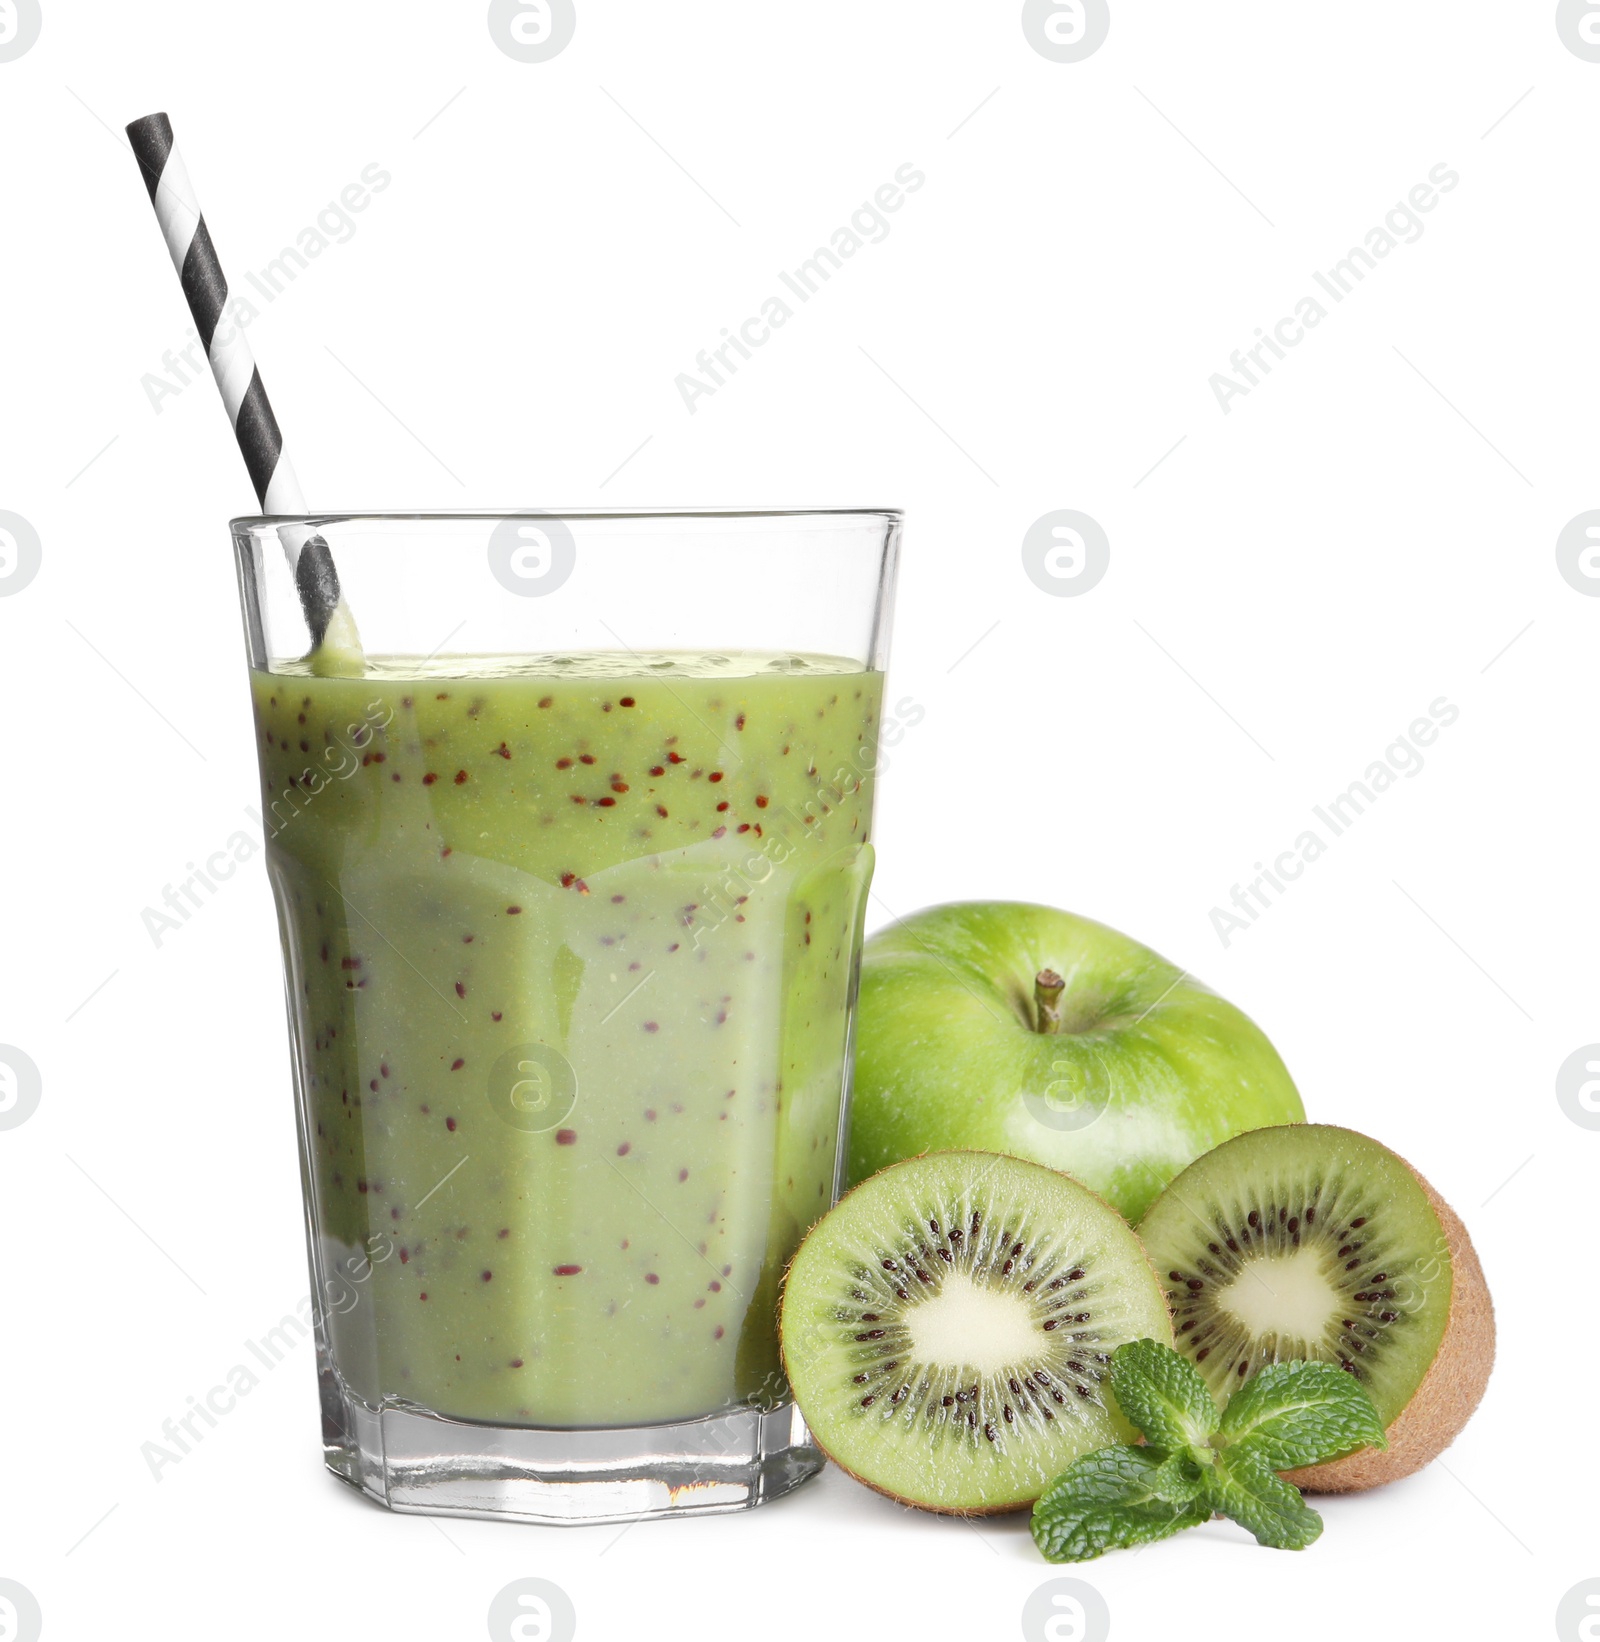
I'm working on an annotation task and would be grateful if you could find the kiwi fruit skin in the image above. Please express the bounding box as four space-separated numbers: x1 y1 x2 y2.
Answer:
780 1150 1173 1517
1286 1180 1493 1493
1140 1124 1494 1494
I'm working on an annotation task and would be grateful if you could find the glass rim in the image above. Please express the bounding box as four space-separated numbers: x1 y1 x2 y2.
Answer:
231 507 904 531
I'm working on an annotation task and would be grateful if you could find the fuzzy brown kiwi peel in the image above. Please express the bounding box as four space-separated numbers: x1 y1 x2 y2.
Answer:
1138 1124 1494 1492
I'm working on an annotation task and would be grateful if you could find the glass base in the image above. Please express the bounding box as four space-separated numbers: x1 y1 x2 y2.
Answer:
318 1365 825 1526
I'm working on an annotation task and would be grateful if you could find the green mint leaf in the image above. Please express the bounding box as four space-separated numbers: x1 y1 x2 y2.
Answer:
1043 1443 1178 1506
1149 1449 1209 1506
1031 1492 1210 1564
1032 1445 1211 1564
1107 1338 1217 1449
1208 1448 1324 1551
1218 1360 1389 1470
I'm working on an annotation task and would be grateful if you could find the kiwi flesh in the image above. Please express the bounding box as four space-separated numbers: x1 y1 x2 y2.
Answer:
779 1150 1173 1515
1139 1124 1494 1491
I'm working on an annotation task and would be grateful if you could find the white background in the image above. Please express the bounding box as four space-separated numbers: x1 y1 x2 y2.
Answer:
2 2 1596 1638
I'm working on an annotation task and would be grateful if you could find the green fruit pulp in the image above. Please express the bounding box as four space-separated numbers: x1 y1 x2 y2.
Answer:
781 1151 1173 1514
253 651 882 1427
1138 1124 1453 1425
847 902 1305 1223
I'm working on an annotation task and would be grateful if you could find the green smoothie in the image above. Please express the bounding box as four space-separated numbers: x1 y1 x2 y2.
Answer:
251 652 882 1428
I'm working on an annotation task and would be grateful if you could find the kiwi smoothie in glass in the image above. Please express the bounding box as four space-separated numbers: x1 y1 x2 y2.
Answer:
252 650 883 1429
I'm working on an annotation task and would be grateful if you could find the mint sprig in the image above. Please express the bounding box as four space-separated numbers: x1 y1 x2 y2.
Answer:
1030 1340 1387 1563
1030 1446 1212 1564
1208 1448 1325 1551
1105 1336 1215 1450
1217 1358 1389 1469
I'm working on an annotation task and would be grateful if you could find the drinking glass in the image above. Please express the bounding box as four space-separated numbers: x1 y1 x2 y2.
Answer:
232 510 900 1524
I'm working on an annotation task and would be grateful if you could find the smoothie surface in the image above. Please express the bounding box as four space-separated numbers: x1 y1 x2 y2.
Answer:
253 650 882 1427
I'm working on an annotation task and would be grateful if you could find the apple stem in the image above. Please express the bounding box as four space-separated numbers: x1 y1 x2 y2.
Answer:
1034 969 1066 1034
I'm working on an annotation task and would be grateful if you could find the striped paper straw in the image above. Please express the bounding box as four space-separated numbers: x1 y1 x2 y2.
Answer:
126 111 359 655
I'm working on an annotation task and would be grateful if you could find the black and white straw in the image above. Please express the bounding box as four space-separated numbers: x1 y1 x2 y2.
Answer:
126 111 354 650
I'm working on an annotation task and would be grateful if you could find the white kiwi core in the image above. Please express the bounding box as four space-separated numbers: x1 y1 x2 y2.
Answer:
1216 1246 1339 1341
906 1271 1041 1376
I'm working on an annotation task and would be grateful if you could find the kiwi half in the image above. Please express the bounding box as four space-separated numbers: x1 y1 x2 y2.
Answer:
780 1151 1172 1515
1139 1124 1494 1491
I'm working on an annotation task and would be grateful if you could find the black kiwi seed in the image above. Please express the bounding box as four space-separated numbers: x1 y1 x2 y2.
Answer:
781 1154 1183 1516
1140 1130 1458 1435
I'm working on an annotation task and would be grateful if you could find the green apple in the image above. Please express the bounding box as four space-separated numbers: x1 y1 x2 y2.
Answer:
847 902 1304 1223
